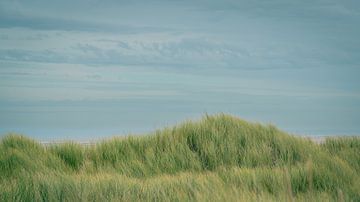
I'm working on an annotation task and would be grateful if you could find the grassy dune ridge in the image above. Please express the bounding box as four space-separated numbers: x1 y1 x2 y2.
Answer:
0 114 359 201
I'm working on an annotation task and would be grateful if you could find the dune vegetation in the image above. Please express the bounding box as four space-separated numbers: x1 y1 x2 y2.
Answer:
0 114 359 201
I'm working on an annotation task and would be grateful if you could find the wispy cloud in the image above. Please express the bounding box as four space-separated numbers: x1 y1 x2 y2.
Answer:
0 14 172 33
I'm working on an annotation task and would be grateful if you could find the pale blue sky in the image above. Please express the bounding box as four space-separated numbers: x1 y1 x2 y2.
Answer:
1 0 360 140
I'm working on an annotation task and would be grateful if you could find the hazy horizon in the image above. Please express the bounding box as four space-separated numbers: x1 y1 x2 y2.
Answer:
1 0 360 140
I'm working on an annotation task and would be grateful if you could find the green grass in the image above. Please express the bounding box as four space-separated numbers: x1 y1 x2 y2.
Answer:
0 114 359 201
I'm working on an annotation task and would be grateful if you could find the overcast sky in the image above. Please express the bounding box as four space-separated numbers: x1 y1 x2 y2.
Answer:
1 0 360 140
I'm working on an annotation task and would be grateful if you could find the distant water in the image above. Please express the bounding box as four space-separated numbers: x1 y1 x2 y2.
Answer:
1 99 359 141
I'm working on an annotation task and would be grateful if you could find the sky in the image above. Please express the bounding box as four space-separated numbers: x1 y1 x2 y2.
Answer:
0 0 360 140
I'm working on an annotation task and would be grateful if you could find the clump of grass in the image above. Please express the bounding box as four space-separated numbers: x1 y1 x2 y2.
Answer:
0 114 359 201
0 135 45 178
322 137 360 172
50 142 84 171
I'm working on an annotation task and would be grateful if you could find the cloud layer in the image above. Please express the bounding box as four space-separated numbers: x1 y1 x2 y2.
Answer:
0 0 360 138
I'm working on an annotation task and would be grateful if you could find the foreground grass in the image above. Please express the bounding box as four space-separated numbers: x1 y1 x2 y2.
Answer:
1 114 359 201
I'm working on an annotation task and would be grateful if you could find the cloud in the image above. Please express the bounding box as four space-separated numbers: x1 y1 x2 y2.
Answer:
0 0 359 71
0 14 171 33
0 37 252 68
0 49 68 63
1 0 360 138
0 34 10 40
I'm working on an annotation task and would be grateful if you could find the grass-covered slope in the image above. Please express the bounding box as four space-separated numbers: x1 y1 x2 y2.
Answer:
0 114 359 201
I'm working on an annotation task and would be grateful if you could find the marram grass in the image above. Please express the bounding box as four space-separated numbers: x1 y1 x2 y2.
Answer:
0 114 359 201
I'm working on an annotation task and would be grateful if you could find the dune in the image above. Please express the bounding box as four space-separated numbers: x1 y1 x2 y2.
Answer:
1 114 359 201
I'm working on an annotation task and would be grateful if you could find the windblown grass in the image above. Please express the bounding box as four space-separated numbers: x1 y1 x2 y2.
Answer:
0 114 359 201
